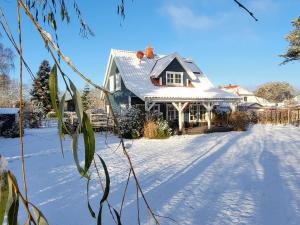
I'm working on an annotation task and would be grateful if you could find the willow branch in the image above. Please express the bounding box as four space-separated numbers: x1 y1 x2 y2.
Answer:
7 171 36 225
17 0 30 217
234 0 258 21
18 0 110 94
92 159 118 225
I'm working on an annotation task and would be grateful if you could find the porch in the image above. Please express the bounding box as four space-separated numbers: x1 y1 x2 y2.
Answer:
144 98 238 133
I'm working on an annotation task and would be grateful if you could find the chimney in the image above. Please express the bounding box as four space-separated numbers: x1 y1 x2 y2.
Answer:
145 46 154 59
136 50 144 62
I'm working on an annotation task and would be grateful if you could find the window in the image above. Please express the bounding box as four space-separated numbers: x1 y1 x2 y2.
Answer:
189 104 206 122
244 97 247 102
109 76 114 92
166 71 183 86
167 104 178 121
189 104 198 121
115 74 121 91
150 104 160 114
199 105 206 121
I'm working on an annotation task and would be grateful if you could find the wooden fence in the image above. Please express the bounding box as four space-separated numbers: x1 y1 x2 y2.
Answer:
257 108 300 125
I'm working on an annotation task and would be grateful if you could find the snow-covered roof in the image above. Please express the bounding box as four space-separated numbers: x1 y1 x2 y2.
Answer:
0 108 19 114
221 85 253 96
144 87 238 101
239 102 263 108
149 53 196 79
107 49 239 101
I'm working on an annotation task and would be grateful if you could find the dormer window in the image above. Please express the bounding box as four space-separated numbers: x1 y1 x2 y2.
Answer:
166 71 183 86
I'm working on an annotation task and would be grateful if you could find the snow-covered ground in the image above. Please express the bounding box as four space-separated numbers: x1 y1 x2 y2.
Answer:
1 125 300 225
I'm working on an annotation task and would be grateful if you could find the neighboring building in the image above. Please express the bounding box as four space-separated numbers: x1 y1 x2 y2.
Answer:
101 48 239 132
0 108 19 133
220 84 274 108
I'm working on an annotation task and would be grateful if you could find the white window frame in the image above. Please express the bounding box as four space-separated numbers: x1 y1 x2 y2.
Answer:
166 104 178 121
166 71 183 86
109 75 115 92
115 73 121 91
150 104 160 114
189 104 207 122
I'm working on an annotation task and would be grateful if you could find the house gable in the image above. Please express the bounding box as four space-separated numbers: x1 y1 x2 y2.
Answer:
104 58 144 106
157 58 192 87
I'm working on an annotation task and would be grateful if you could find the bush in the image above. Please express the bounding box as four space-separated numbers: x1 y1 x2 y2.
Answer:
1 123 23 138
46 111 57 118
156 118 172 138
118 106 144 139
229 111 250 131
143 119 172 139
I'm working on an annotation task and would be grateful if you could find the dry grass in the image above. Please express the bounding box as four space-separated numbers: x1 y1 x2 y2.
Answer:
143 120 158 139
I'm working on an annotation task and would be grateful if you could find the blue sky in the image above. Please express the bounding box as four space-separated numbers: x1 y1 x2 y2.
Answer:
1 0 300 90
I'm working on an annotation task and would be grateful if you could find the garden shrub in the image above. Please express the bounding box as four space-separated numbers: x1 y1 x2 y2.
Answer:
118 106 144 139
143 118 172 139
156 118 172 138
1 123 23 138
229 111 250 131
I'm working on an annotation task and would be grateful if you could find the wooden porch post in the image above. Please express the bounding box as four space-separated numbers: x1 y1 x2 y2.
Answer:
172 102 189 133
203 102 214 130
145 100 156 120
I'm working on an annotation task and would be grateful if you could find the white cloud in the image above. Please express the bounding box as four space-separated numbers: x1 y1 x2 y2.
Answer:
163 5 214 30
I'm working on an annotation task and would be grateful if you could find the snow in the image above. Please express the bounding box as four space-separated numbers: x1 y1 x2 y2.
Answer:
1 125 300 225
110 49 237 101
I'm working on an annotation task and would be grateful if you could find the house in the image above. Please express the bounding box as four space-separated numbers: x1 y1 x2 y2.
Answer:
220 84 274 107
0 108 19 135
101 48 240 132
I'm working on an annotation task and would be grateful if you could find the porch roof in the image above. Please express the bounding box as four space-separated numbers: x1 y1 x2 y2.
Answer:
144 87 240 102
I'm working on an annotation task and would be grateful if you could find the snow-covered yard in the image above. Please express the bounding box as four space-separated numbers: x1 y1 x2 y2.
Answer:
1 125 300 225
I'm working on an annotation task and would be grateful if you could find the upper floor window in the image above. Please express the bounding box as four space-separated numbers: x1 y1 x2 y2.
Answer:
166 71 183 86
115 73 121 91
244 97 247 102
109 73 121 92
109 76 114 92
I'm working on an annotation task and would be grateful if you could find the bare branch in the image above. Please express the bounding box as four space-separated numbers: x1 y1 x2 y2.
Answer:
234 0 258 21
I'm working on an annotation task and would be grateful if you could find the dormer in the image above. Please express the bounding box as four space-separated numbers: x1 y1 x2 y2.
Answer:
151 58 194 87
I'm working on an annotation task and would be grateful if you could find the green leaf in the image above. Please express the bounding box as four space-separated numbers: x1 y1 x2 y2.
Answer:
31 204 49 225
82 112 95 173
96 155 110 225
7 173 19 225
49 64 59 115
98 155 110 204
58 92 66 157
69 79 83 129
0 172 9 224
86 179 96 218
71 134 85 176
113 208 122 225
97 205 103 225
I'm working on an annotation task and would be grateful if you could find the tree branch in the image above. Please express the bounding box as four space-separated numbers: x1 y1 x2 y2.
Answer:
234 0 258 21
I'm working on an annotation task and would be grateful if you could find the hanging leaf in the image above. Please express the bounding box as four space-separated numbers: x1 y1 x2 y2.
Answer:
113 208 122 225
96 155 110 225
7 172 19 225
49 64 59 115
71 134 85 176
86 178 96 218
82 112 95 173
31 203 49 225
0 172 9 224
69 79 83 130
97 205 103 225
58 92 66 157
